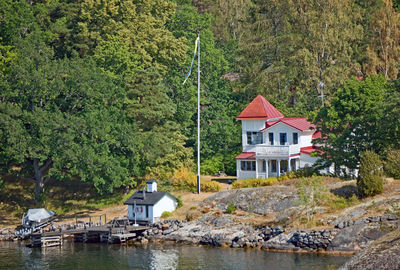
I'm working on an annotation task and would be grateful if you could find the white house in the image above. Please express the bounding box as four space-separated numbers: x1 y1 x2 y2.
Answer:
124 180 178 224
235 95 332 180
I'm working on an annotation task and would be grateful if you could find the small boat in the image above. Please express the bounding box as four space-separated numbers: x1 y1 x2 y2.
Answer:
15 208 56 239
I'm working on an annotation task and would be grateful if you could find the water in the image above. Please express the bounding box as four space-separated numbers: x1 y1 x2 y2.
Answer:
0 241 349 270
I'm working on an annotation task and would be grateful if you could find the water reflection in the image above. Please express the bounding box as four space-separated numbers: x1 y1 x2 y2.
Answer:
0 241 349 270
148 247 179 270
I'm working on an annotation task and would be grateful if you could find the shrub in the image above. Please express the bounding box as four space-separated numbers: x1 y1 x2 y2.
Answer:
226 203 236 214
357 150 384 198
328 194 359 210
232 177 279 189
171 168 223 192
161 211 172 218
201 181 223 192
385 148 400 179
296 176 328 220
292 167 315 178
177 197 183 208
171 168 197 192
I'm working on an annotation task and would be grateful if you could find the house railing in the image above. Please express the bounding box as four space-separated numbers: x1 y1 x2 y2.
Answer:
244 144 300 156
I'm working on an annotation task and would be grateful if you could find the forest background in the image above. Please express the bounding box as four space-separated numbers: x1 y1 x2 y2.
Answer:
1 0 400 203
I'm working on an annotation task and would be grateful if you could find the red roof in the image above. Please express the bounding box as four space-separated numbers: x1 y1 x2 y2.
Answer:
261 117 314 132
235 152 256 159
237 95 284 120
300 146 320 155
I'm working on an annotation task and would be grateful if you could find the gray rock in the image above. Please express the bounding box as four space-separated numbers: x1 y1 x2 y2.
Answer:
204 186 299 215
339 228 400 270
367 216 380 223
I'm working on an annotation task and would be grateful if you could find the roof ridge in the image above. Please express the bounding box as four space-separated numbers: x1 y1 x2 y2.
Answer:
237 95 284 119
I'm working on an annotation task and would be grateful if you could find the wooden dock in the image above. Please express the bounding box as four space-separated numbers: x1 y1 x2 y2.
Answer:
28 225 148 248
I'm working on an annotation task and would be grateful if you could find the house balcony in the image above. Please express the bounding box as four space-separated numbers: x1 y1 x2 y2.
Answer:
243 144 300 157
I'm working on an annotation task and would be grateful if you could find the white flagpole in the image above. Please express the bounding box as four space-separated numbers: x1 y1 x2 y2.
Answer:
197 32 201 194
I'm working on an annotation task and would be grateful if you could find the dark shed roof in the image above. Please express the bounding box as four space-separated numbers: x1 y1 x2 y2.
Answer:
124 191 176 206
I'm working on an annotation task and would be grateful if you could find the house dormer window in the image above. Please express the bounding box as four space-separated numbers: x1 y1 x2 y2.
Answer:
280 133 287 145
293 132 298 144
247 132 263 145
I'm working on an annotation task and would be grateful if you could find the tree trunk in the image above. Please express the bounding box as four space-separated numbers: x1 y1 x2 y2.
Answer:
33 159 44 203
34 178 45 204
32 158 52 204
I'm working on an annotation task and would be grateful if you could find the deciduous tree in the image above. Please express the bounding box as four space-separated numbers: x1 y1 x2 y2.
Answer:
0 33 139 202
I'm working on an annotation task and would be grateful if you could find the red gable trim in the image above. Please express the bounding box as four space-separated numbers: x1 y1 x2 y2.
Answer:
312 131 322 139
237 95 284 120
290 153 300 157
235 152 256 160
300 146 321 155
261 117 314 132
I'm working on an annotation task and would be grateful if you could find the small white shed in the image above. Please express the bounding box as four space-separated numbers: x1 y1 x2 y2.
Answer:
124 180 178 224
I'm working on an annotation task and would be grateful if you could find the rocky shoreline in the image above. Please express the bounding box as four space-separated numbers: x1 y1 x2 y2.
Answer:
0 228 13 241
137 212 400 254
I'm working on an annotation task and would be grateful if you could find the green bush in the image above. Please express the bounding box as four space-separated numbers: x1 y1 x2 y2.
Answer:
226 203 236 214
357 150 384 198
385 148 400 179
177 197 183 208
161 211 172 218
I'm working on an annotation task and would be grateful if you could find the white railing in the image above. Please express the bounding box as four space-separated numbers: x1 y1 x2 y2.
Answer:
244 144 300 157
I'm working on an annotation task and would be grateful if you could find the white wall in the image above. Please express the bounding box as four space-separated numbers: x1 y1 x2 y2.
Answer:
241 119 267 147
241 119 267 131
236 159 257 180
128 194 177 223
263 122 300 146
147 182 157 192
299 131 314 148
152 194 178 222
299 153 318 168
128 204 148 220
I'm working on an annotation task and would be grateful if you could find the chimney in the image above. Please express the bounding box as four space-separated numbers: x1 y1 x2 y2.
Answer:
146 179 158 193
142 187 146 200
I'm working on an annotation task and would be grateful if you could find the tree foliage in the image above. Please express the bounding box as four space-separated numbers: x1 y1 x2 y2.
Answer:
357 150 384 197
1 0 400 204
239 0 362 112
364 0 400 79
384 148 400 179
314 75 388 171
0 32 139 202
